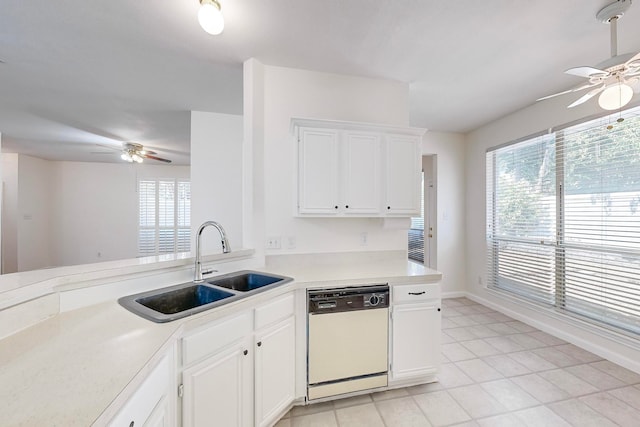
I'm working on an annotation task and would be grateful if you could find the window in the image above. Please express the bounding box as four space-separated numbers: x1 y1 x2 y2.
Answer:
409 171 425 263
487 107 640 335
138 179 191 256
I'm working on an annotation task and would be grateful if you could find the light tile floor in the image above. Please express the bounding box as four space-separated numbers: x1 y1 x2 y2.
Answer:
276 297 640 427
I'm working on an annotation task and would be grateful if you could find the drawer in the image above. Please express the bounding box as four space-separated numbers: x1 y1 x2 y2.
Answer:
392 283 440 304
255 293 295 330
182 311 252 366
108 353 171 426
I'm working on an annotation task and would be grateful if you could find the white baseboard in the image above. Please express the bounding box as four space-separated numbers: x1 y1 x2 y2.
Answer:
442 291 467 299
465 290 640 375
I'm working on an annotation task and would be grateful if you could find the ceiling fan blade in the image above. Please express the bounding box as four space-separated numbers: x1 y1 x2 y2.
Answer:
567 85 605 108
144 154 172 163
625 51 640 67
536 82 597 102
96 143 121 151
565 66 609 78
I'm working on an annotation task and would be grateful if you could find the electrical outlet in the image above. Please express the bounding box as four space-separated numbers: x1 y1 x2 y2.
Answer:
286 236 297 249
266 237 281 249
360 232 368 246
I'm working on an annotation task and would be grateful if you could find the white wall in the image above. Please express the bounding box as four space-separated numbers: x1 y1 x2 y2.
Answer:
422 131 466 295
0 133 2 272
51 161 137 266
243 59 265 260
51 162 189 267
465 96 640 371
1 153 18 273
0 156 189 271
17 155 53 271
190 111 244 255
251 61 413 255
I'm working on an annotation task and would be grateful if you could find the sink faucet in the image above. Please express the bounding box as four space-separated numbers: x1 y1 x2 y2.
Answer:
194 221 231 283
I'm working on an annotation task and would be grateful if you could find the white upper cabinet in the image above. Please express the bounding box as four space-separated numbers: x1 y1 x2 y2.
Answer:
293 118 425 217
342 131 381 214
298 127 340 214
383 134 422 215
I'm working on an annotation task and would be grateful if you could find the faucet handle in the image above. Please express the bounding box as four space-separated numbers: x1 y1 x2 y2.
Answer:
201 268 218 277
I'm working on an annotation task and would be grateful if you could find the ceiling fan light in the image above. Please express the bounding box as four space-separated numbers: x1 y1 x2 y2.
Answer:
198 0 224 35
121 152 134 162
132 153 143 163
598 82 634 110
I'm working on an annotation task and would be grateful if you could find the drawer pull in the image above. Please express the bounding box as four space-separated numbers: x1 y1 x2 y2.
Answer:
408 291 426 296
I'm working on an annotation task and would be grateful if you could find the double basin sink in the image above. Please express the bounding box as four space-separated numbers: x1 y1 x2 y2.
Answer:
118 270 293 323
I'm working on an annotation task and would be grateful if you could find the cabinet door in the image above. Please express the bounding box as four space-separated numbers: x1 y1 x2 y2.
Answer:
384 135 421 215
108 353 173 427
254 317 296 427
182 340 252 427
298 127 340 214
342 132 381 214
391 302 441 380
144 395 171 427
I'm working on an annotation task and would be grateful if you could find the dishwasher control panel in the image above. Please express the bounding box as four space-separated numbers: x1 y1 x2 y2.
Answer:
308 284 389 314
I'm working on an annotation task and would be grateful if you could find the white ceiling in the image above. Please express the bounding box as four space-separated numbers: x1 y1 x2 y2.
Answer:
1 0 639 165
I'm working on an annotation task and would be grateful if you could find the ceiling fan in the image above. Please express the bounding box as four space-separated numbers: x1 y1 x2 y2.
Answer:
537 0 640 110
96 142 172 163
120 142 172 163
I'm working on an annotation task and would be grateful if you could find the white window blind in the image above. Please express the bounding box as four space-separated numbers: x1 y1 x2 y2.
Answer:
138 179 191 256
487 106 640 335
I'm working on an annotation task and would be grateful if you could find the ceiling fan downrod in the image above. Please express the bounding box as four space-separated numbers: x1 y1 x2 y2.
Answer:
596 0 632 58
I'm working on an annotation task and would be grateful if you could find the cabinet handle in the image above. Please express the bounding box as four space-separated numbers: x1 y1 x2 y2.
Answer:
129 422 134 427
408 291 426 295
345 205 349 209
437 308 441 312
334 205 338 209
243 349 248 356
257 341 262 347
387 206 391 210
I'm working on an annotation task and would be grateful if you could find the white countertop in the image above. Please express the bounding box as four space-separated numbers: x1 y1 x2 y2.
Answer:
0 257 441 426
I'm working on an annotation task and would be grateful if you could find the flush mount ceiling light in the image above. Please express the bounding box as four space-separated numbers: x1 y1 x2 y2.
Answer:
198 0 224 35
537 0 640 111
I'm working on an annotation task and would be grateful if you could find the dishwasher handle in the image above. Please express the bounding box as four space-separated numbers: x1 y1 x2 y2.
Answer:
317 301 338 309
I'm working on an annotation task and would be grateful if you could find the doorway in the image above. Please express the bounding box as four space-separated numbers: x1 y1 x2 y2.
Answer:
407 155 437 269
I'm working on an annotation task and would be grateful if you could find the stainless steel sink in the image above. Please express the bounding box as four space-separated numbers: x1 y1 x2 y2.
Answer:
207 271 290 292
137 284 234 315
118 270 293 323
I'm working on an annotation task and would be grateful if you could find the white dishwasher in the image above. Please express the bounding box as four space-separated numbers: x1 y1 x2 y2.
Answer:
307 284 389 400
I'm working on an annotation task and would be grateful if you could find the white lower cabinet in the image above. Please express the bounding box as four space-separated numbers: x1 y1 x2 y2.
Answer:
254 316 296 427
108 351 175 427
144 395 172 427
390 283 441 382
180 293 297 427
182 338 253 427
